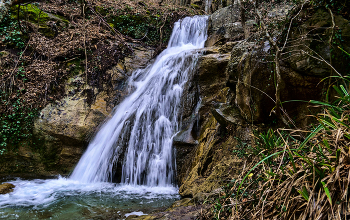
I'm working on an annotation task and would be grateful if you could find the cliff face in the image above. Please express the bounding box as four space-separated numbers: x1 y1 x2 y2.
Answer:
33 46 154 174
0 0 195 175
174 2 350 201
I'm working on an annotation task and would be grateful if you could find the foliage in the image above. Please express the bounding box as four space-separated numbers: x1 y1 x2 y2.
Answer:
232 137 252 159
0 90 38 153
209 76 350 218
108 12 174 45
0 11 27 49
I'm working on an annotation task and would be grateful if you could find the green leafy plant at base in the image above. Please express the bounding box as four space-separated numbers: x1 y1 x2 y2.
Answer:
0 11 28 49
0 90 38 154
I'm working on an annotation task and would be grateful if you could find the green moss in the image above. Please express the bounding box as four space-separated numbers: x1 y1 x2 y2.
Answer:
108 23 115 28
11 4 50 25
190 4 200 9
66 59 84 77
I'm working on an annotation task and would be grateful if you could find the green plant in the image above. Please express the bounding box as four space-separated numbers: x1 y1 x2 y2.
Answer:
0 90 38 153
107 11 173 45
211 77 350 219
0 12 27 48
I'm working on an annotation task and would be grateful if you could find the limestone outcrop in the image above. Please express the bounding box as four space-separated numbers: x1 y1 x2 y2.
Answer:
33 46 154 174
175 4 350 201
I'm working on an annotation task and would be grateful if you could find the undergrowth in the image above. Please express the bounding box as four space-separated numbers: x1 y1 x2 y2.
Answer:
208 80 350 219
0 90 38 153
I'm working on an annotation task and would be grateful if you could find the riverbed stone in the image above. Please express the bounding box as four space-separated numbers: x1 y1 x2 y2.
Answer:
0 183 15 194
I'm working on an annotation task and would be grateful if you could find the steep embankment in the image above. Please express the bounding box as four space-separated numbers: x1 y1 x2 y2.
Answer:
0 0 200 175
166 1 350 220
135 1 350 219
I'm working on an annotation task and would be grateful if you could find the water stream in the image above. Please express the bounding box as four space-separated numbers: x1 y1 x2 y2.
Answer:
0 15 208 219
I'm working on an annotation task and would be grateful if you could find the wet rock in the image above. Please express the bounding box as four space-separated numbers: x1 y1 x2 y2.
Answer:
167 198 194 210
124 45 154 75
197 48 230 104
0 183 15 194
193 187 223 204
134 201 209 220
212 103 243 127
173 127 198 146
175 48 231 185
178 115 244 197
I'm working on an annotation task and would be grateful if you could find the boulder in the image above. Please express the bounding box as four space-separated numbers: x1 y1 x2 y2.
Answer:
0 183 15 194
174 48 231 184
178 115 245 197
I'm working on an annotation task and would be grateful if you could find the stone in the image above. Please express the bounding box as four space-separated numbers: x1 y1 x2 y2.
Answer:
212 103 244 127
178 116 244 197
174 48 231 185
285 8 350 77
33 45 154 174
206 4 259 46
124 45 154 75
0 183 15 194
197 49 231 103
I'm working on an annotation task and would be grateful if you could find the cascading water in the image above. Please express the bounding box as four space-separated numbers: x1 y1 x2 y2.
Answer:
0 16 208 219
70 15 209 186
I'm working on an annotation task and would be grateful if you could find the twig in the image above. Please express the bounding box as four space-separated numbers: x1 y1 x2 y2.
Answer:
82 1 88 87
256 7 283 120
159 13 168 44
281 1 306 52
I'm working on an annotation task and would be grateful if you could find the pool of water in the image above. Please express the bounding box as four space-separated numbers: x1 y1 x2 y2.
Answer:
0 176 180 219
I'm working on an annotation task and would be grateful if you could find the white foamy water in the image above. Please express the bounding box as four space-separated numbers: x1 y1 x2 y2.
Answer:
0 16 208 219
70 16 209 186
0 177 179 219
0 177 178 208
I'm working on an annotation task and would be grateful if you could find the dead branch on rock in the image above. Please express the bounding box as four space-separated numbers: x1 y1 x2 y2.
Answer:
255 7 284 121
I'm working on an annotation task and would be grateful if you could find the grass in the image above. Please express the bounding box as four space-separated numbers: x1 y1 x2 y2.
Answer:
208 79 350 219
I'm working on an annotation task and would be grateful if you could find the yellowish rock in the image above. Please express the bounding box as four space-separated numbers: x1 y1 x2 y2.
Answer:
0 183 15 194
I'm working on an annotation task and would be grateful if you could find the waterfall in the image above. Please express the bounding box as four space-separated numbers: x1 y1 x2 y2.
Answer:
70 16 208 186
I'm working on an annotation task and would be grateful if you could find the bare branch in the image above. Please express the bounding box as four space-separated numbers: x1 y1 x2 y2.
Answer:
281 1 307 52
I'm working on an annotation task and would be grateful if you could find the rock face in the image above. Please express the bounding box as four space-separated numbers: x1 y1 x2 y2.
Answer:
175 5 350 201
33 45 154 174
174 46 231 186
285 8 350 77
0 183 15 194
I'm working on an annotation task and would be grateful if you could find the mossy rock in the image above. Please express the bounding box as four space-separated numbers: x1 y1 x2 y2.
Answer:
9 4 69 39
190 4 200 9
11 4 50 25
